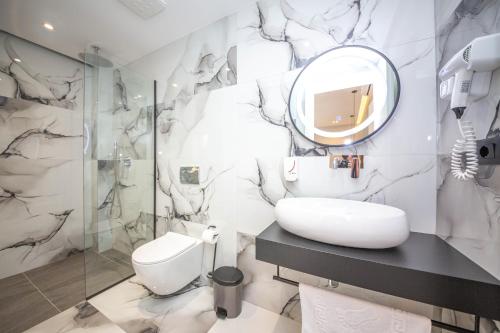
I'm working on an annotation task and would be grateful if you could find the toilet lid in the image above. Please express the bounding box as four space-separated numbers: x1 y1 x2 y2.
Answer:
132 232 198 265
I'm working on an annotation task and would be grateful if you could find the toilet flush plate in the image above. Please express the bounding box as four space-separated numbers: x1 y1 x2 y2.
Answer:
180 166 200 185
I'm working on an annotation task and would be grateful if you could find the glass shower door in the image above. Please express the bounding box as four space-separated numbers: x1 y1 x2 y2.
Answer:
83 47 155 297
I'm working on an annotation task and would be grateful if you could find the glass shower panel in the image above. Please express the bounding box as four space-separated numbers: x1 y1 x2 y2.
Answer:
83 47 154 297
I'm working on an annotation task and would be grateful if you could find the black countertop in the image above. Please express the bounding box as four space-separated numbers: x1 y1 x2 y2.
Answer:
256 222 500 320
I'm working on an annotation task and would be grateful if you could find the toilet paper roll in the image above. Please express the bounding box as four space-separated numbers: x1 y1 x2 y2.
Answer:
202 228 219 244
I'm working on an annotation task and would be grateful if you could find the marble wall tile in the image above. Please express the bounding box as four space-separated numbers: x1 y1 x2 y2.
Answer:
285 155 436 233
149 63 437 323
435 1 500 330
0 100 83 277
0 98 83 159
435 0 500 279
128 14 238 109
125 0 498 330
235 73 436 234
237 38 437 158
0 33 84 279
236 0 435 83
83 62 155 270
91 68 154 161
126 0 441 272
0 32 83 111
0 157 83 278
91 158 154 257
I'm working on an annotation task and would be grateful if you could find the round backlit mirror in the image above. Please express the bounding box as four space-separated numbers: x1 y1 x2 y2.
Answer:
289 46 400 146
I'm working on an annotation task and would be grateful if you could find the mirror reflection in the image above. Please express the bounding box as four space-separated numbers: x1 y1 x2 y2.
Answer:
289 46 400 146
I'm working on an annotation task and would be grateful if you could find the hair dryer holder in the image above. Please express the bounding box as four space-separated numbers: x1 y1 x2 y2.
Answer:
477 135 500 165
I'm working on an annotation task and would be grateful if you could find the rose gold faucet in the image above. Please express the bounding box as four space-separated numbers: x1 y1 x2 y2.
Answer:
351 156 360 179
329 154 363 178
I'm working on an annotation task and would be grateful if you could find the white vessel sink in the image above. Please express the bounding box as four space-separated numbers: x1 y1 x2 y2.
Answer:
275 198 409 249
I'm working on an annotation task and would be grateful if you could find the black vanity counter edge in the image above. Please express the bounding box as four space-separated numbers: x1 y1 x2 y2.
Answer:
255 222 500 321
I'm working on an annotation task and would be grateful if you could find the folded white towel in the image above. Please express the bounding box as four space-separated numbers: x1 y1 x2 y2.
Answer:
299 284 431 333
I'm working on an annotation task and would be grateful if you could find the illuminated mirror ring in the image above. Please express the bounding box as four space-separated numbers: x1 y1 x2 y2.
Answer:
288 45 401 147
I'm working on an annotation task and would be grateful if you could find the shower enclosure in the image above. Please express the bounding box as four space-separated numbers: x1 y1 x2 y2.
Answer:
83 46 155 297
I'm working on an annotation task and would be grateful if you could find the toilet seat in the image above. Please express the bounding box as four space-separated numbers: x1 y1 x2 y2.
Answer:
132 232 198 265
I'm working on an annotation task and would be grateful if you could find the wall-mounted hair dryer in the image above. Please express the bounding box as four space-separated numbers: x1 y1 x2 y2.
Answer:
439 33 500 180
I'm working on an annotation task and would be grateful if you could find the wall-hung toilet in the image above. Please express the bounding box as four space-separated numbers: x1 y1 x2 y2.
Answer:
132 232 203 295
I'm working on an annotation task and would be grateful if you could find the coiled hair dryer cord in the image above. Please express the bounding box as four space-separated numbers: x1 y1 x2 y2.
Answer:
451 119 478 180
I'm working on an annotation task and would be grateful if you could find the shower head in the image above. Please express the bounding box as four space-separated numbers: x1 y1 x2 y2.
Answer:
78 50 113 68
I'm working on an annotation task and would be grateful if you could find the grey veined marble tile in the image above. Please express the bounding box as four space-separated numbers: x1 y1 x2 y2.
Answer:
0 31 84 111
89 277 217 333
23 301 126 333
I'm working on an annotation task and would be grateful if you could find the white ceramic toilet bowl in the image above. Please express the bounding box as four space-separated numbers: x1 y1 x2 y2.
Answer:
132 232 203 295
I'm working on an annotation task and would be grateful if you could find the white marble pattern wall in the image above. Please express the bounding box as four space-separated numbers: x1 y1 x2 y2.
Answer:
127 0 445 327
236 0 437 156
85 64 156 257
435 0 500 280
94 159 154 255
435 0 500 300
237 0 435 82
434 1 500 331
91 68 154 161
0 32 84 278
128 0 439 268
0 32 83 111
130 15 242 268
232 0 438 241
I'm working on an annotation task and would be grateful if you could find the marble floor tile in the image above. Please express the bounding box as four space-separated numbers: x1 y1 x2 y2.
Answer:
89 277 217 333
24 253 85 311
0 273 59 333
23 301 126 333
208 301 301 333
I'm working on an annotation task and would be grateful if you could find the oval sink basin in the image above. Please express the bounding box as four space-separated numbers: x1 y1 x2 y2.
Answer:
275 198 409 249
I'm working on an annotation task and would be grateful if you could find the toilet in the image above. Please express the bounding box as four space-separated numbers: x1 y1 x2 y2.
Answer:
132 232 203 295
